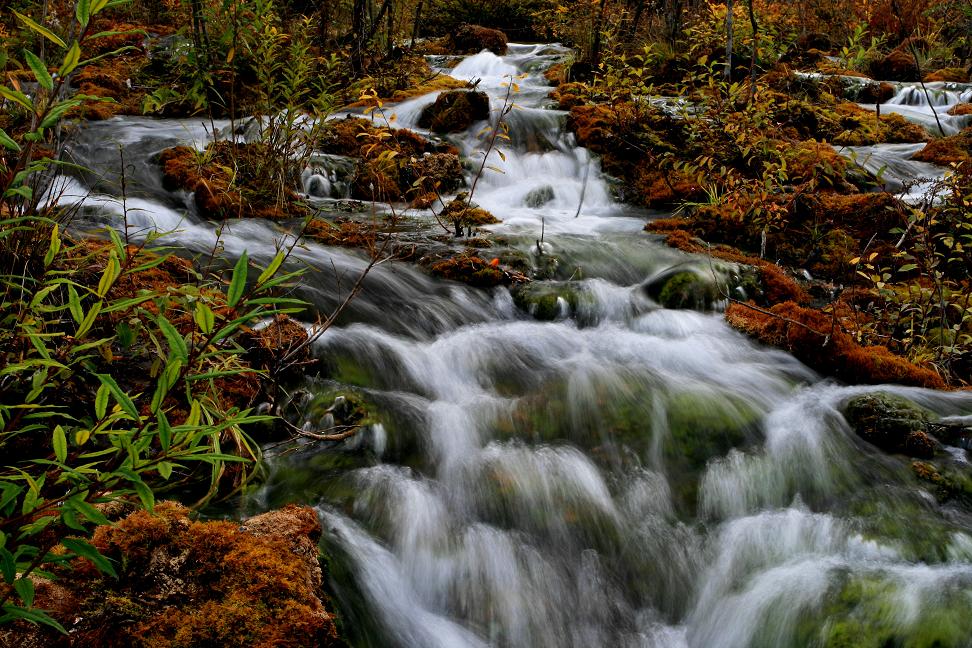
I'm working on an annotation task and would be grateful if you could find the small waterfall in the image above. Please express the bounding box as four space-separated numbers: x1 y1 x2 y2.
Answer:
862 81 972 136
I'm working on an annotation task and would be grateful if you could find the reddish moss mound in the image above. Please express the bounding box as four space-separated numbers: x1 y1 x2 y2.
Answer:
4 503 341 647
725 301 945 389
158 143 308 220
924 68 971 83
869 49 919 81
948 103 972 117
450 24 508 55
912 128 972 166
429 254 526 288
319 117 464 202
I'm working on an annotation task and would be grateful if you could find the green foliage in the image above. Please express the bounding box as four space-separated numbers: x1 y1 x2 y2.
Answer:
0 0 308 631
853 164 972 379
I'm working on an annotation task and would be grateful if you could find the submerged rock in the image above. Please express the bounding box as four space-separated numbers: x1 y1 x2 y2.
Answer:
512 282 583 320
524 185 555 208
843 392 935 458
645 270 719 310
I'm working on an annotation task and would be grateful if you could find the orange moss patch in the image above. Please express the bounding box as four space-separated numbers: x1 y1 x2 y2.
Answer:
725 301 945 388
783 140 848 186
924 68 971 83
830 103 928 145
948 103 972 117
305 218 378 248
544 63 568 86
30 502 344 648
418 90 490 133
429 254 526 288
158 143 307 220
388 73 469 102
912 128 972 166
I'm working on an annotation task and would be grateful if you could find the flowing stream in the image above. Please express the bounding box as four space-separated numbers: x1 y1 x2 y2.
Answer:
58 45 972 647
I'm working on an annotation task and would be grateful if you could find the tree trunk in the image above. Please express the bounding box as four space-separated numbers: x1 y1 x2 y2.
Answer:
590 0 608 67
410 0 424 48
746 0 757 90
724 0 734 80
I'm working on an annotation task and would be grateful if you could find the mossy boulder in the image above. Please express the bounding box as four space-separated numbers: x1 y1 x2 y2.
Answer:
418 90 490 133
524 185 555 208
511 281 584 320
869 49 920 81
645 270 719 310
843 392 936 458
428 254 525 288
450 24 508 55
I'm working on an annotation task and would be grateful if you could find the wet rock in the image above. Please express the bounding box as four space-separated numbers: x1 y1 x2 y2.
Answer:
524 185 555 208
843 392 936 458
869 49 919 81
854 81 897 104
450 24 508 55
418 90 490 133
645 270 719 310
512 282 583 320
440 194 501 236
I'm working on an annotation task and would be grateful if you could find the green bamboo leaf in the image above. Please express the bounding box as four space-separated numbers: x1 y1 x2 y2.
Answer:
157 461 173 480
94 383 109 419
96 251 120 297
59 40 81 76
13 11 66 48
66 496 110 526
95 373 139 420
0 127 20 152
256 251 285 286
0 87 34 112
156 316 188 363
39 99 81 130
194 302 215 334
76 0 91 26
67 285 83 324
61 538 117 578
75 299 102 338
52 425 67 463
227 251 248 307
43 224 60 267
24 51 53 91
157 411 172 451
0 604 67 634
13 577 35 608
130 479 154 511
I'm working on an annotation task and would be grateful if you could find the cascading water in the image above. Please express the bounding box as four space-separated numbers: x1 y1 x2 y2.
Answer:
58 44 972 647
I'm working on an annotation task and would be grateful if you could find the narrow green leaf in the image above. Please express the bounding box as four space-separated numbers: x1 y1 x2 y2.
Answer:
227 251 248 307
194 302 215 334
66 496 110 526
61 538 117 578
13 578 34 608
256 251 285 286
157 411 172 451
0 86 34 112
0 127 20 152
52 426 67 463
75 300 102 338
24 51 53 91
0 604 67 634
67 286 83 324
94 383 109 419
76 0 91 26
13 11 66 48
156 316 188 363
43 224 60 267
131 479 154 511
95 373 139 420
157 461 173 480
